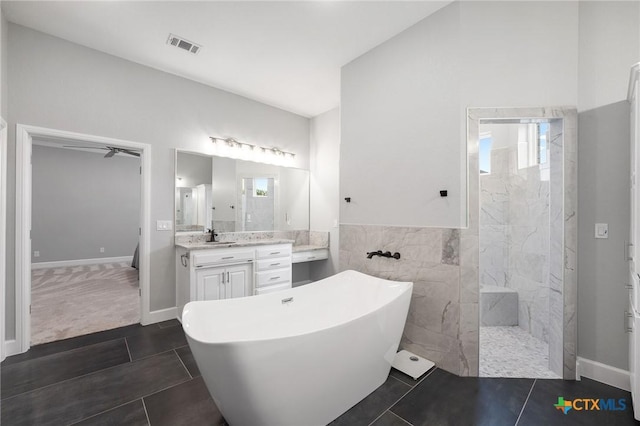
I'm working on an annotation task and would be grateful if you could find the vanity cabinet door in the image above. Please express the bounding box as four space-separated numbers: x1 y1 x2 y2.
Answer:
196 267 224 301
225 264 252 299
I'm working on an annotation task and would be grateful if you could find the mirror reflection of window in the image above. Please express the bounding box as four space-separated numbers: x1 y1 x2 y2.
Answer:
253 177 269 197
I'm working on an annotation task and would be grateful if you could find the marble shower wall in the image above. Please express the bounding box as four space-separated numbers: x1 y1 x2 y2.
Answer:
479 143 551 342
339 225 475 376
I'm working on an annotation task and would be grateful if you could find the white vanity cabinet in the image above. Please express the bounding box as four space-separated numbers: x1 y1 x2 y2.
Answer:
176 246 255 314
196 263 252 301
176 242 293 315
254 244 293 295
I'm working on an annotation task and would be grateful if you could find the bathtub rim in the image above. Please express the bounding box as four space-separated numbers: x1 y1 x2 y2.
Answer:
182 269 413 346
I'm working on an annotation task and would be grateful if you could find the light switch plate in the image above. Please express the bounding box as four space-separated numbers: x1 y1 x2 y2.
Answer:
595 223 608 239
156 220 173 231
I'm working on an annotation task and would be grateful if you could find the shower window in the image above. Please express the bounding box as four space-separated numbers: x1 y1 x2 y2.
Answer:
518 122 549 169
479 132 493 174
538 122 549 164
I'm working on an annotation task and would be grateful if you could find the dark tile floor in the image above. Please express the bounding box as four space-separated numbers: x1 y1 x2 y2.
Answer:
1 322 638 425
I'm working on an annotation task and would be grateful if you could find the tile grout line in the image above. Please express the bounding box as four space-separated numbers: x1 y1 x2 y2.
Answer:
129 344 189 363
125 338 133 362
514 379 537 426
1 330 141 369
1 338 134 402
385 410 415 426
140 376 192 401
366 368 436 426
174 349 193 379
66 399 142 425
142 397 152 425
1 341 181 402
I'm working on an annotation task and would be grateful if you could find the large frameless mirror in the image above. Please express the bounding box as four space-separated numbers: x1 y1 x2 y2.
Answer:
175 151 310 233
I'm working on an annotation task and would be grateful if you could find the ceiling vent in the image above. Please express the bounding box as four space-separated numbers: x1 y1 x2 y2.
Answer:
167 34 201 55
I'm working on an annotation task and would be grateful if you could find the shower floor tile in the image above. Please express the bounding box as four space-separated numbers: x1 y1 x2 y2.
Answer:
480 326 561 379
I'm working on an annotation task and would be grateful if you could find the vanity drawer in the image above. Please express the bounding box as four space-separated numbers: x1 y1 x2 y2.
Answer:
256 257 292 272
256 269 291 288
292 249 329 263
193 249 254 267
254 282 291 296
256 245 292 260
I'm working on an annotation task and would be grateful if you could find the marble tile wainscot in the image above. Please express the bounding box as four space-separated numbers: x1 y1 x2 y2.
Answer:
339 225 472 376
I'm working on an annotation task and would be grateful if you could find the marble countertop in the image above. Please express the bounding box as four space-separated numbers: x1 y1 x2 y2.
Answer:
292 245 329 253
175 239 296 251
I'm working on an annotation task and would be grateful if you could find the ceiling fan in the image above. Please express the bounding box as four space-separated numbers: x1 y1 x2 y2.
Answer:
63 145 141 158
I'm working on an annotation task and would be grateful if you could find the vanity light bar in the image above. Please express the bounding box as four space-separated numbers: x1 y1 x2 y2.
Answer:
210 137 295 159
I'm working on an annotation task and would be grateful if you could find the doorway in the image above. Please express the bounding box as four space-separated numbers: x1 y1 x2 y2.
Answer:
467 107 577 379
13 125 151 354
30 138 141 344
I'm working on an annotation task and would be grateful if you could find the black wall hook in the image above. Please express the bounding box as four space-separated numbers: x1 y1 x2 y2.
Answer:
345 197 351 203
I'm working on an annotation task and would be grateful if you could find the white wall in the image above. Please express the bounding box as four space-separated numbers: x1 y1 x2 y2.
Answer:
341 3 463 228
341 1 579 229
309 107 340 280
31 145 141 263
5 24 310 340
459 2 579 108
340 1 639 371
578 1 640 112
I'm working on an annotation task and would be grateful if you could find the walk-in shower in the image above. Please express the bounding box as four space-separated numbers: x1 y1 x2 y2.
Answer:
467 107 577 380
478 120 559 378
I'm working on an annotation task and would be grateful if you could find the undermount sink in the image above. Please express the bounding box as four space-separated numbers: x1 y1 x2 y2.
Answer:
204 241 236 245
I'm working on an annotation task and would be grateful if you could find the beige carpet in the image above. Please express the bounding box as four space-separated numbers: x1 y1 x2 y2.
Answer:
31 262 140 345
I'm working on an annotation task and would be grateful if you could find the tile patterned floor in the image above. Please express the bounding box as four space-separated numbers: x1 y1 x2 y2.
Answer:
480 326 561 379
1 322 637 425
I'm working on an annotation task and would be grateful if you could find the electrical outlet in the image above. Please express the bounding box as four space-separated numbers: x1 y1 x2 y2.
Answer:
34 250 40 258
100 247 105 253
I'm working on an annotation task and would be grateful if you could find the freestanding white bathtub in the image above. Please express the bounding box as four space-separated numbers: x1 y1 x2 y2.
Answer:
182 269 413 426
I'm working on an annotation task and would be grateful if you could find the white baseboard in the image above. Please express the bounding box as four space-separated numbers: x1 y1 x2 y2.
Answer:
4 339 22 358
32 256 134 270
577 356 631 391
143 307 179 326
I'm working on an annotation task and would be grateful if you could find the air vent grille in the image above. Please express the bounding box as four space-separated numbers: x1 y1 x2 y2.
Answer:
167 34 201 55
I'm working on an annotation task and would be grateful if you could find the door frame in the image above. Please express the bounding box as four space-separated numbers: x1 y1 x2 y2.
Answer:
0 118 6 362
466 107 578 379
14 124 152 354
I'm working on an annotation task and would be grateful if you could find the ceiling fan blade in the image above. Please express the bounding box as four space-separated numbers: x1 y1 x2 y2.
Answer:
63 145 139 158
120 149 141 157
63 145 107 150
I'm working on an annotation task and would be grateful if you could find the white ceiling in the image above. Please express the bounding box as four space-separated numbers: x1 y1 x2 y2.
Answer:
2 1 451 117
